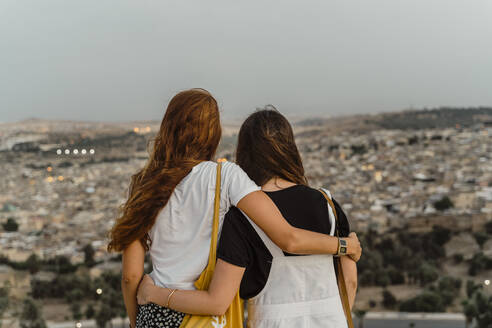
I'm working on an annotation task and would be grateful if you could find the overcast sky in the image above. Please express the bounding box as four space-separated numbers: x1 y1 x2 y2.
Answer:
1 0 491 122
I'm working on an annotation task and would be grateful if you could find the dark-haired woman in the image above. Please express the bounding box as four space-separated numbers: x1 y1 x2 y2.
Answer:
137 108 359 328
108 90 361 328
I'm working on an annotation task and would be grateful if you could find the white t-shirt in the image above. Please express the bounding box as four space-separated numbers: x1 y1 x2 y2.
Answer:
148 161 260 290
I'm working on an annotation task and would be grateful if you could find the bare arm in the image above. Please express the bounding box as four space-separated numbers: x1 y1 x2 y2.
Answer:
237 191 361 257
340 255 357 309
122 240 145 327
138 259 245 316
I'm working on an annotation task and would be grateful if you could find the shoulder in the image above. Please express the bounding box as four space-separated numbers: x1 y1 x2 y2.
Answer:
220 161 246 177
318 187 343 211
189 160 217 175
189 161 244 177
299 185 347 219
290 185 327 204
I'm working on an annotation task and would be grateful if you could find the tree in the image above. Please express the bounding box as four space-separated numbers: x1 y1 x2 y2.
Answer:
474 232 489 249
399 291 444 312
85 303 95 319
83 244 96 267
387 267 405 285
66 289 84 321
417 262 439 286
433 196 453 211
375 270 391 287
466 280 483 298
382 289 397 309
70 302 83 321
470 291 492 328
25 254 41 274
354 309 367 328
0 285 10 328
95 303 113 328
19 298 46 328
468 252 492 276
436 276 461 306
485 220 492 235
357 251 384 286
462 299 477 328
45 255 77 274
453 253 464 263
430 226 451 246
2 218 18 232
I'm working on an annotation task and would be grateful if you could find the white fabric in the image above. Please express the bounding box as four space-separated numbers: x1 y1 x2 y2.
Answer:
148 161 260 290
245 188 348 328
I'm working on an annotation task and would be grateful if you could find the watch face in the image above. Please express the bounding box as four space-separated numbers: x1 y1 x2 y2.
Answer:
340 247 347 254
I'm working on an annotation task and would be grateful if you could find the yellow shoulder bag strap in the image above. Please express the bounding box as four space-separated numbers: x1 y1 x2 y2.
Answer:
180 160 244 328
319 188 354 328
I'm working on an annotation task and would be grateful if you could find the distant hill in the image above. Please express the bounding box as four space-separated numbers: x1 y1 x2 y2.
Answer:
369 107 492 130
292 107 492 137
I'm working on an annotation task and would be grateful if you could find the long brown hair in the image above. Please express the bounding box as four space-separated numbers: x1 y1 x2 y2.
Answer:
108 89 222 252
236 106 307 186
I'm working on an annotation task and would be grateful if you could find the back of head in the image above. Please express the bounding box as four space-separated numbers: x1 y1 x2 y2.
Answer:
155 88 221 164
236 106 307 186
108 88 221 252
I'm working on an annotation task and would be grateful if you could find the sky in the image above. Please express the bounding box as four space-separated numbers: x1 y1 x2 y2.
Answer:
1 0 491 122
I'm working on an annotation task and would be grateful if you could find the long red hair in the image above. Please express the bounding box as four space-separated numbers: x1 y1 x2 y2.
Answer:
108 89 222 252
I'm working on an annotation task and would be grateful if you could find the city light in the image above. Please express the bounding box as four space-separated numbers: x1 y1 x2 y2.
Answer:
56 148 95 155
485 279 490 286
75 322 82 328
47 166 52 172
145 126 151 132
46 177 54 183
96 288 102 295
58 176 64 181
134 127 140 133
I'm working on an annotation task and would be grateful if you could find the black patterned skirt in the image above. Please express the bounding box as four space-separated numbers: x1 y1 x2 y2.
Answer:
136 303 185 328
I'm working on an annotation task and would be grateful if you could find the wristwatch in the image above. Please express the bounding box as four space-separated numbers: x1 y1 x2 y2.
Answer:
337 238 348 256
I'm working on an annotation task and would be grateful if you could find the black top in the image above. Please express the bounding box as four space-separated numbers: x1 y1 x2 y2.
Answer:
217 184 350 299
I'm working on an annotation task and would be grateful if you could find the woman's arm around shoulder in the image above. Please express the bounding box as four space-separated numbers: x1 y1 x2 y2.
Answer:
237 190 361 257
138 259 245 316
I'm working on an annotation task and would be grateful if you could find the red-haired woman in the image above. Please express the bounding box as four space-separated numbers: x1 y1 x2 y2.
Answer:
108 91 361 328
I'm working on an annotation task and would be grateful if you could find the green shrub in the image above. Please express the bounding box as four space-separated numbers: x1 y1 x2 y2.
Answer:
2 218 18 232
433 196 454 211
399 291 445 312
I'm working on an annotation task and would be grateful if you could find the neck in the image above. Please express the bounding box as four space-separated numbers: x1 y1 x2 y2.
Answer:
261 177 297 192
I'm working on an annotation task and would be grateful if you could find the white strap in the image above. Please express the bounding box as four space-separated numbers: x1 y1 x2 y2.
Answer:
320 188 336 237
239 209 285 258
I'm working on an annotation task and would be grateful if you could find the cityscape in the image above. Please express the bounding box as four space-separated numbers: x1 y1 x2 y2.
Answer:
0 107 491 327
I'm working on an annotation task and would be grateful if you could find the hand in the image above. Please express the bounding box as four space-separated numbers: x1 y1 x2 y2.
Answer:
137 274 156 305
344 232 362 262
